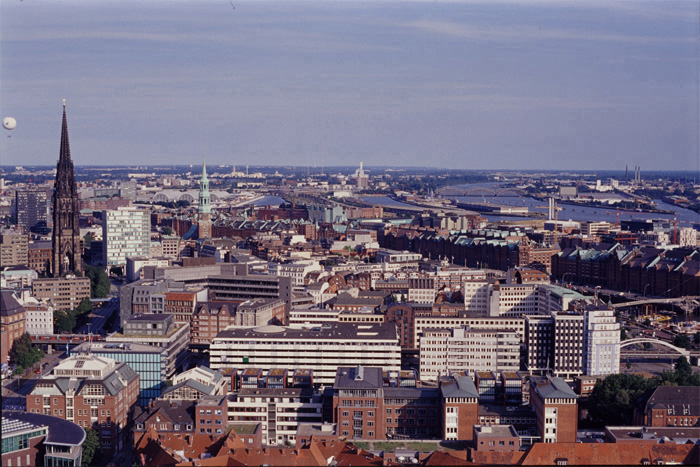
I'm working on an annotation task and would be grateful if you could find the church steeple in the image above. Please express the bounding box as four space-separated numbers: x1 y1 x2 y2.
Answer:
198 156 212 239
52 100 82 277
199 156 210 215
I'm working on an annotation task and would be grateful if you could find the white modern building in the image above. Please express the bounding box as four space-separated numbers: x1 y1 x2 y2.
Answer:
463 279 490 314
407 278 436 304
376 249 422 265
419 326 520 381
227 387 323 446
125 256 170 282
583 307 620 376
488 283 586 317
23 303 54 335
268 260 322 287
415 315 526 349
209 322 401 385
102 207 150 269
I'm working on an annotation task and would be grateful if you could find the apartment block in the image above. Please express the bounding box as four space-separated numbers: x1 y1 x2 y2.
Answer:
227 387 323 446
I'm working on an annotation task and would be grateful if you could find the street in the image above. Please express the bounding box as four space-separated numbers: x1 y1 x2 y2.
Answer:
75 298 119 335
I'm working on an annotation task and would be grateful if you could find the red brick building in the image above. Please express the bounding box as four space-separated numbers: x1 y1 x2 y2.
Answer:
26 354 140 457
1 290 26 368
440 374 480 441
529 376 578 444
190 301 237 345
640 386 700 428
28 241 52 276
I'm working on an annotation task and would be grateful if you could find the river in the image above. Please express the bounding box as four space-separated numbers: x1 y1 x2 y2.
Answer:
361 183 699 226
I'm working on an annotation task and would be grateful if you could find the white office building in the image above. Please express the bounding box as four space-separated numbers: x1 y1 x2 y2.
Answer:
419 326 520 381
463 279 490 314
103 207 150 269
209 322 401 385
583 307 620 376
415 315 526 349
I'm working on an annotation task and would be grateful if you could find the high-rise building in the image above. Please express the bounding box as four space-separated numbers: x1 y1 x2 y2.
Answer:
583 306 620 376
198 159 212 239
52 101 83 277
102 207 150 270
551 311 584 380
16 189 48 233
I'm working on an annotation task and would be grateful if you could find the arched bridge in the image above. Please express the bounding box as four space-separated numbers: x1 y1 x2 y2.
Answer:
611 297 699 310
620 338 690 358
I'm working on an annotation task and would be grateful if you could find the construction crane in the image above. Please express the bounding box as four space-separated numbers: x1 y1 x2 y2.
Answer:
535 197 563 234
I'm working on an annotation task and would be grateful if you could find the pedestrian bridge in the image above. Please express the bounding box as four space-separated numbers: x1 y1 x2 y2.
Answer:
620 338 689 357
611 297 699 310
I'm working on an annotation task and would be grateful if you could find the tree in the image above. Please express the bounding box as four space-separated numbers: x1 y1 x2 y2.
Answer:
54 310 76 334
81 427 101 467
587 373 658 427
162 226 174 236
76 297 92 316
10 333 44 371
673 334 691 350
642 318 652 327
620 328 628 341
673 356 693 386
693 332 700 347
85 265 110 298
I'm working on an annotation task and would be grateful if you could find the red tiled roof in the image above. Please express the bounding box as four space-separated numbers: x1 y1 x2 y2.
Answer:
521 442 698 465
422 450 476 466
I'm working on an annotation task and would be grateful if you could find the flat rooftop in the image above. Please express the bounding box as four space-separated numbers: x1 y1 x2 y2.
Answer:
215 322 396 341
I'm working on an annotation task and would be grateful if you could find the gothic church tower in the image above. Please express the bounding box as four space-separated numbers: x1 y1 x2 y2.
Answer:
198 158 212 239
51 101 83 277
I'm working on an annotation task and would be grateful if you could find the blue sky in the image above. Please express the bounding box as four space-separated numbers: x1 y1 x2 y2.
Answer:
0 0 698 170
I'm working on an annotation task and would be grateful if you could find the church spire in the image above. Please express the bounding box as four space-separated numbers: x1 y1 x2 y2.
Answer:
52 100 82 277
197 156 212 239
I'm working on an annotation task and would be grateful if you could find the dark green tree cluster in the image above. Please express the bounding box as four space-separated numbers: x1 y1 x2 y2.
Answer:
81 428 102 466
54 298 92 334
85 265 110 298
673 334 691 350
586 357 700 427
10 333 44 371
660 356 700 386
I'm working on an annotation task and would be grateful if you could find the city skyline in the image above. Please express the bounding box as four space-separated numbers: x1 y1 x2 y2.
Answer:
1 0 698 171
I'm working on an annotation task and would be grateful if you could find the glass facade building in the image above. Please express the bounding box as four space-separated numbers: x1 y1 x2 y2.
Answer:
70 342 167 406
